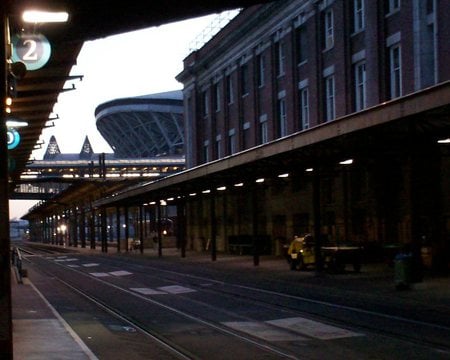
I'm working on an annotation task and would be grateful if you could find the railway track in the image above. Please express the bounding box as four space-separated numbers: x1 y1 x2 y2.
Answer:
19 246 450 359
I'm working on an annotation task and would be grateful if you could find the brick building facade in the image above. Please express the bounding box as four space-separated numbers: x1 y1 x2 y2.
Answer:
174 0 450 268
177 0 449 168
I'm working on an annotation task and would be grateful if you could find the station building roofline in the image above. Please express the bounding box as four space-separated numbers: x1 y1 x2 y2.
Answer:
93 80 450 207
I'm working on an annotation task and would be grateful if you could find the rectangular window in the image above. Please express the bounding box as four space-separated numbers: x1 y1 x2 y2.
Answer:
325 76 335 121
228 133 236 155
215 139 221 159
202 90 208 117
256 54 265 87
278 98 287 137
389 44 402 99
353 0 365 32
240 63 249 96
300 87 309 129
324 9 334 50
226 74 234 104
275 41 285 76
354 62 366 111
203 144 209 163
386 0 400 14
296 26 308 64
213 83 220 112
260 120 268 144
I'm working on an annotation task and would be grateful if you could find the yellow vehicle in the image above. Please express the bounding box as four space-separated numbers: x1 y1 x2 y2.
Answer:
288 235 363 272
287 234 315 270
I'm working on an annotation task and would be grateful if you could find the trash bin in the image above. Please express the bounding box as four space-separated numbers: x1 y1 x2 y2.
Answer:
394 252 412 290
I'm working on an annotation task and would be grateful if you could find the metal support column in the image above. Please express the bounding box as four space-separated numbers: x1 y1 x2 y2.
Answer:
116 207 121 252
313 171 324 274
139 205 144 254
80 208 86 248
251 185 260 266
157 202 162 257
101 207 107 253
124 206 129 251
210 194 217 261
89 208 96 249
177 201 186 258
0 3 12 356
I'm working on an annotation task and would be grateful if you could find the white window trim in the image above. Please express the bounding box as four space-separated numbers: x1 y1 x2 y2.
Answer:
389 44 402 99
325 75 336 121
324 9 334 50
353 0 365 33
386 0 401 16
278 98 287 137
260 121 268 144
300 87 310 129
354 61 366 111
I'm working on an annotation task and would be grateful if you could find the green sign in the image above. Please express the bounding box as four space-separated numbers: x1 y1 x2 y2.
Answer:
11 33 51 71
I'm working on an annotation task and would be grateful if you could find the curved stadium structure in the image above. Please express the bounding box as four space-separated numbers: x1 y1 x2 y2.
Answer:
95 91 184 158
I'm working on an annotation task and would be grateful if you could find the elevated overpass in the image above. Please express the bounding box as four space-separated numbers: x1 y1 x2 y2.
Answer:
11 135 185 200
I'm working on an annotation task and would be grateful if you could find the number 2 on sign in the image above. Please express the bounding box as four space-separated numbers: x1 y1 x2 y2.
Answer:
22 39 38 61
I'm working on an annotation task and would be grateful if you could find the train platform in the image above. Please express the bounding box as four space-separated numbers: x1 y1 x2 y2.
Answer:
11 243 450 359
11 268 98 359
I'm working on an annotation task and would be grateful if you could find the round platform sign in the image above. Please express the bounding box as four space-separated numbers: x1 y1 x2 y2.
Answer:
11 33 51 71
7 128 20 150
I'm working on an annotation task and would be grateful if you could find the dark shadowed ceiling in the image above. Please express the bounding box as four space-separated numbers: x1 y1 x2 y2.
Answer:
5 0 270 187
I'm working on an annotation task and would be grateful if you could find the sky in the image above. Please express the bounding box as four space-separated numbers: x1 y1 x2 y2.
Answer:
9 10 239 220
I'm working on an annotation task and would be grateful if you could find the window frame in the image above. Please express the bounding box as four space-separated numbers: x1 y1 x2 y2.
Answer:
278 97 288 137
275 40 285 76
300 87 309 129
354 61 367 111
324 9 334 50
325 75 336 121
257 53 265 87
389 44 402 99
353 0 365 33
226 74 234 104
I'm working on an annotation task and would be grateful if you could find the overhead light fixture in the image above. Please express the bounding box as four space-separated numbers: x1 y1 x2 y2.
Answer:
339 159 353 165
234 182 244 187
255 178 265 183
278 173 289 178
202 189 211 194
305 168 314 172
6 120 28 127
437 138 450 144
217 186 226 191
22 10 69 23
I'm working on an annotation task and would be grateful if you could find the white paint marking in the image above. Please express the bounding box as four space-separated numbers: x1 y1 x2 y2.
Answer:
89 272 110 278
130 288 167 295
109 270 132 276
223 321 307 342
267 317 363 340
157 285 196 294
82 263 99 267
54 257 78 262
67 264 80 268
